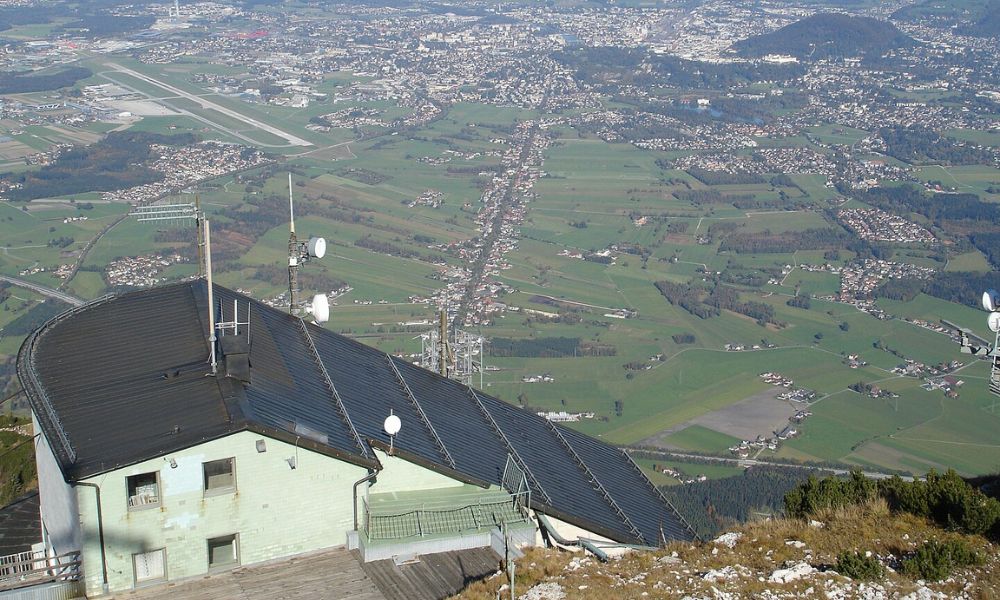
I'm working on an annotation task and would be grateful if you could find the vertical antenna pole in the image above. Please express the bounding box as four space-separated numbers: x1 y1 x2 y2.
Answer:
439 310 448 377
205 220 218 375
195 195 204 277
288 173 300 315
288 172 295 235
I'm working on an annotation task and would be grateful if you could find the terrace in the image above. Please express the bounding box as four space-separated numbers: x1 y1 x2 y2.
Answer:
358 484 533 562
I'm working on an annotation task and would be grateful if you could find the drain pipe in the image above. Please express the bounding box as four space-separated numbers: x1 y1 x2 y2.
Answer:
352 469 379 531
75 482 108 593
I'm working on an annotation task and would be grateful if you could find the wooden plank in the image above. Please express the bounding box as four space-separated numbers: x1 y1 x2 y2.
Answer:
112 547 386 600
360 548 499 600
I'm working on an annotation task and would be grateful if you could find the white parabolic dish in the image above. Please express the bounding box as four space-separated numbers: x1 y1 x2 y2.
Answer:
384 414 401 436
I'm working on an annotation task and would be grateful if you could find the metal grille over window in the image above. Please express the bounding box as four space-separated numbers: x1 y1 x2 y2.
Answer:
133 549 165 583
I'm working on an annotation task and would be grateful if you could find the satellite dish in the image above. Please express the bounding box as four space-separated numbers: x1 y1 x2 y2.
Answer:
384 413 401 436
307 236 326 259
983 289 1000 312
308 293 329 324
989 312 1000 333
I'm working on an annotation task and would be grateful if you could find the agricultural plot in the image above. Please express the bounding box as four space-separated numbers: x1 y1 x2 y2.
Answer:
3 67 993 480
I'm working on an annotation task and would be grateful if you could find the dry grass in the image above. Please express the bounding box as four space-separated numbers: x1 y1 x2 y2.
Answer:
451 503 1000 599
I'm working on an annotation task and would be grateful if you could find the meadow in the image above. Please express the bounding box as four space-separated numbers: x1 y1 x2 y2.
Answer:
2 62 998 479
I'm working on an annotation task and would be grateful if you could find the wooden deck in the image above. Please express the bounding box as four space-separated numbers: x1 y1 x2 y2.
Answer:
358 548 500 600
112 547 385 600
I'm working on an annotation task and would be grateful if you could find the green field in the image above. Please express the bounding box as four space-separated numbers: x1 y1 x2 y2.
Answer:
2 49 997 480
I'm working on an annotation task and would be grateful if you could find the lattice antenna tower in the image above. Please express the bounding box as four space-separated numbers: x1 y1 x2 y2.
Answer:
418 306 484 387
944 289 1000 412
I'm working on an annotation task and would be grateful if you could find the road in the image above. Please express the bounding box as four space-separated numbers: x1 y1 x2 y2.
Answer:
628 448 914 482
0 275 85 307
103 62 312 147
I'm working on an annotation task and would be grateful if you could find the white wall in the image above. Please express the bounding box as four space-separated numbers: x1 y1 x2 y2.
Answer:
75 431 368 596
368 449 466 495
32 412 80 556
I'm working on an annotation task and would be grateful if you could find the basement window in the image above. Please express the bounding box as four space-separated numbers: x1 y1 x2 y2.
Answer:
203 458 235 493
207 534 239 569
126 472 160 510
133 548 166 585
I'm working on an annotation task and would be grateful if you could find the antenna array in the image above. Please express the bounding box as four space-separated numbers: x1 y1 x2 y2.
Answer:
286 173 330 323
418 308 484 387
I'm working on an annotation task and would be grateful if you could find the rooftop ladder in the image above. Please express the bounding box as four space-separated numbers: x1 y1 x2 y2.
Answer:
620 448 698 543
545 420 644 544
385 354 456 469
466 387 553 506
297 319 368 457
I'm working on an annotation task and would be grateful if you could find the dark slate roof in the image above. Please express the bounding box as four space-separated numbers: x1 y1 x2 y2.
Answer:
17 281 694 546
0 491 40 556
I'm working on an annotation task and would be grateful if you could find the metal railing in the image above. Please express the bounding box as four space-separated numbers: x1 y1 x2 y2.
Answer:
363 490 531 541
0 550 81 591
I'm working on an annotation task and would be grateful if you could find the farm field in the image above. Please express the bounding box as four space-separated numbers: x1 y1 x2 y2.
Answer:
2 65 997 482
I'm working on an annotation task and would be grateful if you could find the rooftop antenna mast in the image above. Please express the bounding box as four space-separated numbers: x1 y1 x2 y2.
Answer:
945 289 1000 412
285 172 330 324
438 309 452 377
288 172 300 315
205 219 218 375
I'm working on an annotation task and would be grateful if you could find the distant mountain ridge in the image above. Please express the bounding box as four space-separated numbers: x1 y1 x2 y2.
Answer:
732 13 916 60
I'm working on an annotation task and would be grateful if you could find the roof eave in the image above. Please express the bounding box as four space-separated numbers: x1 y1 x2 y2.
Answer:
532 501 645 547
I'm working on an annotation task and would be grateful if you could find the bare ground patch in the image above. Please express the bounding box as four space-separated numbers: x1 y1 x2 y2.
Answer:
642 387 799 449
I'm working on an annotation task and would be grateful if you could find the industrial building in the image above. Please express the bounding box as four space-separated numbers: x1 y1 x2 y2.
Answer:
15 280 693 597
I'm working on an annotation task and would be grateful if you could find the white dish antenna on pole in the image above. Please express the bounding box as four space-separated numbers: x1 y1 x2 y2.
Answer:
307 293 330 324
307 236 326 259
988 312 1000 333
384 410 401 455
286 172 331 320
983 289 1000 312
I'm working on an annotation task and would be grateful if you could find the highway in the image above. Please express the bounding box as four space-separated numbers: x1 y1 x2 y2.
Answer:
628 448 914 482
0 276 85 307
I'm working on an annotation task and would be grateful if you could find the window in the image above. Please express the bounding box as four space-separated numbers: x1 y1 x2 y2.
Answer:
207 534 239 569
126 472 160 509
203 458 235 493
133 549 166 584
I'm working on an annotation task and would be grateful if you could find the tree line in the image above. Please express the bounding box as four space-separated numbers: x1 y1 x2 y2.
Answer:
2 131 197 202
661 467 812 539
0 66 92 94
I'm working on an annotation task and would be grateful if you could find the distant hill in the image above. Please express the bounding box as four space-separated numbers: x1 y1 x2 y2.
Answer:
958 0 1000 37
893 0 1000 37
732 13 916 60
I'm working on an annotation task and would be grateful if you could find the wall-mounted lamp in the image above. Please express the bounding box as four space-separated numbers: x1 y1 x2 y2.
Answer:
255 439 267 453
165 458 178 469
286 457 297 470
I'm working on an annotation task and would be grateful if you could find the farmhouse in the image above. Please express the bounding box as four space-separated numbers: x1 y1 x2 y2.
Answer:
17 280 693 596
